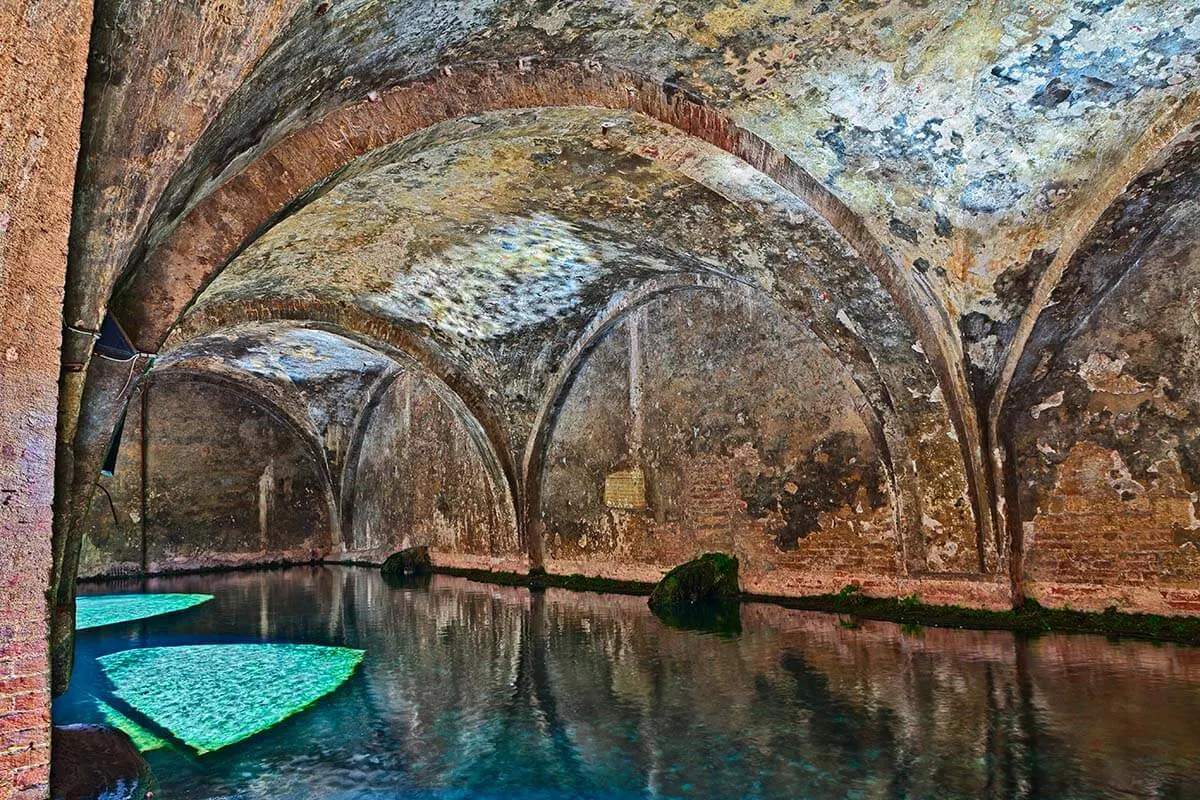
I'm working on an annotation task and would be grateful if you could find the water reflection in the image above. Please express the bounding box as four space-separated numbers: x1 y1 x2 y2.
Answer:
58 567 1200 799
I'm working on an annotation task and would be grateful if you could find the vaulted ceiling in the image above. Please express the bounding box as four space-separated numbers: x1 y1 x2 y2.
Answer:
62 0 1200 581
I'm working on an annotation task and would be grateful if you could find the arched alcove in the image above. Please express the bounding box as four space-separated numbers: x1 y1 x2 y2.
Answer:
79 372 332 577
1001 124 1200 613
537 286 900 595
339 369 522 571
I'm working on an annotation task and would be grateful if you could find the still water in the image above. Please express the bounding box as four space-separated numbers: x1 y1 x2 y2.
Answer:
56 566 1200 799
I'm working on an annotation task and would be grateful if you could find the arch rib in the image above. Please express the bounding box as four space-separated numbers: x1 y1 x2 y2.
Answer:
112 58 991 568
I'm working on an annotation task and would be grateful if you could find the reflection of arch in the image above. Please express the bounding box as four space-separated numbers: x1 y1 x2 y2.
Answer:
173 311 524 557
520 273 918 571
106 60 988 562
142 367 338 551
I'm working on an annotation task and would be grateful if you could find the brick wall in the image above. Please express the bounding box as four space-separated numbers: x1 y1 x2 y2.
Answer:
0 0 92 795
1025 443 1200 614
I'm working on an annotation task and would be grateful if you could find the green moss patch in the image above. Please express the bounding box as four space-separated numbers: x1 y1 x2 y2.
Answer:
76 594 213 630
98 644 364 754
648 553 740 611
751 588 1200 646
427 566 1200 646
430 566 655 595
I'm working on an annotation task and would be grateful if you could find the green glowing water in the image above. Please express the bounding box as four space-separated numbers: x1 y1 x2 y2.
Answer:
97 644 364 754
76 593 213 630
57 568 1200 799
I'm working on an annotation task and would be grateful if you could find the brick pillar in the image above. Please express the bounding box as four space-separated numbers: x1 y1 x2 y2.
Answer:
0 0 92 796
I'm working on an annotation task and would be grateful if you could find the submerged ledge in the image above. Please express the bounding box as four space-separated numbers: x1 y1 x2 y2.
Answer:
83 561 1200 646
433 565 655 596
428 566 1200 646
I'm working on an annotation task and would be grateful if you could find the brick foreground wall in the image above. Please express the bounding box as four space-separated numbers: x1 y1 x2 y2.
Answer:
0 1 91 796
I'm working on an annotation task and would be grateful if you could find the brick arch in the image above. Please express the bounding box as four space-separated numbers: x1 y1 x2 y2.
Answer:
147 365 336 503
992 109 1200 598
987 97 1200 581
139 366 339 553
52 62 1002 689
106 58 992 567
171 305 524 558
991 94 1200 435
114 58 924 351
336 368 405 549
520 273 921 573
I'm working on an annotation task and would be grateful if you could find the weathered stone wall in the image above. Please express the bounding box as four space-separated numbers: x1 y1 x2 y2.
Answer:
1009 136 1200 614
78 377 331 577
339 370 521 570
540 290 899 595
0 0 91 794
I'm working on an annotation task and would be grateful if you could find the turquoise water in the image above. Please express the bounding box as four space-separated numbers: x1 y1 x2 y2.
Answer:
56 566 1200 799
76 593 213 630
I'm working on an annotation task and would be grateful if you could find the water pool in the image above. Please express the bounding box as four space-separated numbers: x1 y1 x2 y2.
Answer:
56 566 1200 799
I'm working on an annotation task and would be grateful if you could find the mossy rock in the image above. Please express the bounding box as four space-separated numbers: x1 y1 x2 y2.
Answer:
648 553 739 611
380 545 432 579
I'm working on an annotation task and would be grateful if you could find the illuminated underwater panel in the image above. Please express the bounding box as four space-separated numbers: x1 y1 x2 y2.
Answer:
95 697 168 752
97 644 365 754
76 593 214 630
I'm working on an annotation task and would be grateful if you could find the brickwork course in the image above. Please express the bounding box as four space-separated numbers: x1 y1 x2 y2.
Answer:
1 0 91 795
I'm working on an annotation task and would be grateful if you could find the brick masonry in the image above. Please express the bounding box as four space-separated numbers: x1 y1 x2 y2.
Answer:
0 0 91 796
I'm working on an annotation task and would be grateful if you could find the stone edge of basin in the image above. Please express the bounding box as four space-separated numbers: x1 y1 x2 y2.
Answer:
78 560 1200 646
428 565 1200 646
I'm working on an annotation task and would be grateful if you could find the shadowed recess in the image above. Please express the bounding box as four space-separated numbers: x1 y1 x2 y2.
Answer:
76 594 214 630
97 645 364 754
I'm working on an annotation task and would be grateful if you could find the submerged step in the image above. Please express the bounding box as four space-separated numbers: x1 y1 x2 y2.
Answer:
76 593 213 630
97 644 365 754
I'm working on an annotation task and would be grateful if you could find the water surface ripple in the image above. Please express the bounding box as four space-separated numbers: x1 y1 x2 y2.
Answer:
56 566 1200 799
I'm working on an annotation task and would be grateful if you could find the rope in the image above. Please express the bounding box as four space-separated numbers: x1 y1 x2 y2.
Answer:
64 325 101 339
94 481 121 527
96 351 143 363
115 353 156 399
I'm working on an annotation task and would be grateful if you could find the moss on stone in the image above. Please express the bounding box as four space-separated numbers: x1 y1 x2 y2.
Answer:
427 566 655 595
648 553 740 612
750 590 1200 646
380 545 432 578
431 564 1200 646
